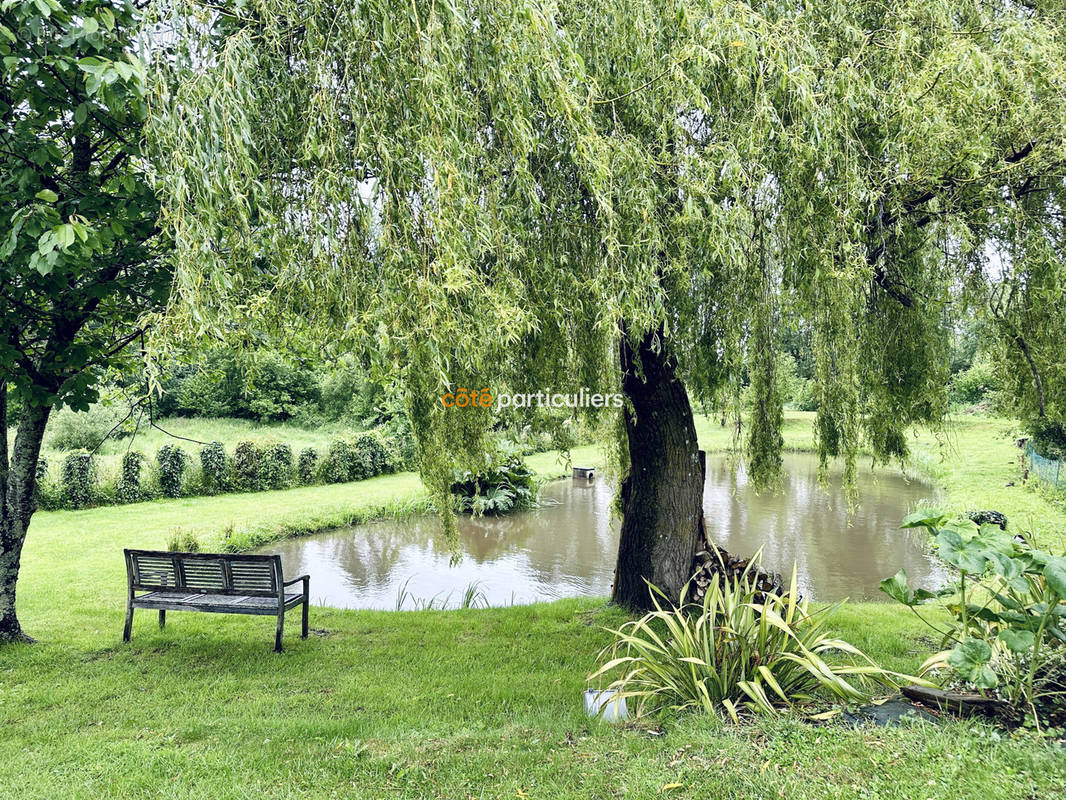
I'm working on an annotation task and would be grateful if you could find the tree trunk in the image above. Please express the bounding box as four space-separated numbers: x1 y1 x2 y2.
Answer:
611 328 705 611
0 403 50 643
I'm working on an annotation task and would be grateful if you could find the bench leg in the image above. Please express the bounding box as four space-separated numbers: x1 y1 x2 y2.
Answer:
301 598 309 639
122 603 134 643
158 609 166 629
275 611 284 653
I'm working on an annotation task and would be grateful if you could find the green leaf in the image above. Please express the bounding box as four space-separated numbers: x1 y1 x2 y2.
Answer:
948 638 992 669
900 508 947 530
1044 558 1066 597
936 530 988 574
976 666 998 690
879 569 914 606
998 629 1035 653
34 189 58 203
81 17 98 36
947 639 995 687
55 224 74 249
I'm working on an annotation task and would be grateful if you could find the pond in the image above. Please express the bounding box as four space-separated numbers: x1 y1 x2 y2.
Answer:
263 452 947 609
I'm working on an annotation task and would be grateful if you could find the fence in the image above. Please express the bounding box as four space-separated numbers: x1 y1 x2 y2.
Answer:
1027 443 1065 490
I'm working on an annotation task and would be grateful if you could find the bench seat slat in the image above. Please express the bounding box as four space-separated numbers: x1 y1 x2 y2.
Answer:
132 590 305 615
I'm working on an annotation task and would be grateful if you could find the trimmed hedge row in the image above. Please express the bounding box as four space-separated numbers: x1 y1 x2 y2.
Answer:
36 429 411 511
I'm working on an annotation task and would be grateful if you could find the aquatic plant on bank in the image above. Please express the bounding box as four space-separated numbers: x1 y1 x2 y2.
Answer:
450 456 537 515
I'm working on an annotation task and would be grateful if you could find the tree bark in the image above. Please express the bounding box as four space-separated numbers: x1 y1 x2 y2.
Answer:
0 403 50 643
611 328 705 612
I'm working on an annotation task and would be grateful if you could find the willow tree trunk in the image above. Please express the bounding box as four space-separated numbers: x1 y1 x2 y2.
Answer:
0 404 50 643
611 329 705 612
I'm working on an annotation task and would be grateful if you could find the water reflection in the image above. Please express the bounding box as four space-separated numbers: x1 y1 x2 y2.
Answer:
703 455 947 601
262 453 946 609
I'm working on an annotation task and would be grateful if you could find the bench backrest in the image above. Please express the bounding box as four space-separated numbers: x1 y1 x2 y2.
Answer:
124 550 283 597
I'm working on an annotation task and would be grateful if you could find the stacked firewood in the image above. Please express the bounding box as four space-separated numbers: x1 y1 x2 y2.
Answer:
687 536 785 606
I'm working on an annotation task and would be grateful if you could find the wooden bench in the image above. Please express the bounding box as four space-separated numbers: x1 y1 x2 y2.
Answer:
123 549 310 652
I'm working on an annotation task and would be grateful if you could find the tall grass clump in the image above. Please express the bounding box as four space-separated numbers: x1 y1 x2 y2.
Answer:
590 553 922 720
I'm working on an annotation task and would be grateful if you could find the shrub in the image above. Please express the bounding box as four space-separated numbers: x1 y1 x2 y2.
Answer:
166 527 201 552
164 349 242 418
791 379 820 412
591 555 915 720
882 509 1066 726
380 419 416 470
297 447 318 485
156 445 188 498
117 451 144 504
61 450 96 509
199 441 228 493
318 360 364 420
352 430 391 479
242 352 321 422
950 355 1001 406
47 404 130 451
321 438 357 484
175 368 237 417
161 349 320 423
233 441 262 491
451 456 536 515
260 442 294 490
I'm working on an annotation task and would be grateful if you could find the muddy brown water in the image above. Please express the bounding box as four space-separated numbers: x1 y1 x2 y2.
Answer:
262 452 946 609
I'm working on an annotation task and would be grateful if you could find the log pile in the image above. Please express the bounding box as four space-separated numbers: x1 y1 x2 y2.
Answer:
687 535 785 606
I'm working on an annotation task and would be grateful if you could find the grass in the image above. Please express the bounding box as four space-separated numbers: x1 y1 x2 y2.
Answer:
3 592 1064 798
2 416 1065 797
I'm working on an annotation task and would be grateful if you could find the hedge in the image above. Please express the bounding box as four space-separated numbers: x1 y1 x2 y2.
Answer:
35 427 411 512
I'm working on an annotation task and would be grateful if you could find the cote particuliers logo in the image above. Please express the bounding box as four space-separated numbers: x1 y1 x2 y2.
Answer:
441 388 623 409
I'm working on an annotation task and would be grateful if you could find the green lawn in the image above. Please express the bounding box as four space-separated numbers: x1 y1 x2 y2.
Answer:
2 416 1065 798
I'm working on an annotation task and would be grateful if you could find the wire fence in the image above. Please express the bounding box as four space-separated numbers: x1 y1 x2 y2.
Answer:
1027 443 1065 489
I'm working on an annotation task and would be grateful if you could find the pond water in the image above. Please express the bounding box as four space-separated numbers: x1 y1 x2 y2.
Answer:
263 452 947 609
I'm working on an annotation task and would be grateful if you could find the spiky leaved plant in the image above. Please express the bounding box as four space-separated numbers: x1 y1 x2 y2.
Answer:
590 552 925 720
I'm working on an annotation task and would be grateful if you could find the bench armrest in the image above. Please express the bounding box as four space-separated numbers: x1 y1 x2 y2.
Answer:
283 575 310 587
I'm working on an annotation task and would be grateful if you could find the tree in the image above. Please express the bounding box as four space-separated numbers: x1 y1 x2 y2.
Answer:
983 181 1066 425
150 0 1066 610
0 0 170 641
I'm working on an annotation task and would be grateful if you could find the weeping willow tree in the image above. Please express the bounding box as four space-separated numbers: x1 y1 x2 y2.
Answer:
147 0 1066 610
978 176 1066 436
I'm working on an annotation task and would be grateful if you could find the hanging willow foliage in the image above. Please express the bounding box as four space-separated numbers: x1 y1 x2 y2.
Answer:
144 0 1066 540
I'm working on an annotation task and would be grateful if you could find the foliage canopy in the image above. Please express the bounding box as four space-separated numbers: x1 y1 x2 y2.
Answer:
148 0 1066 532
